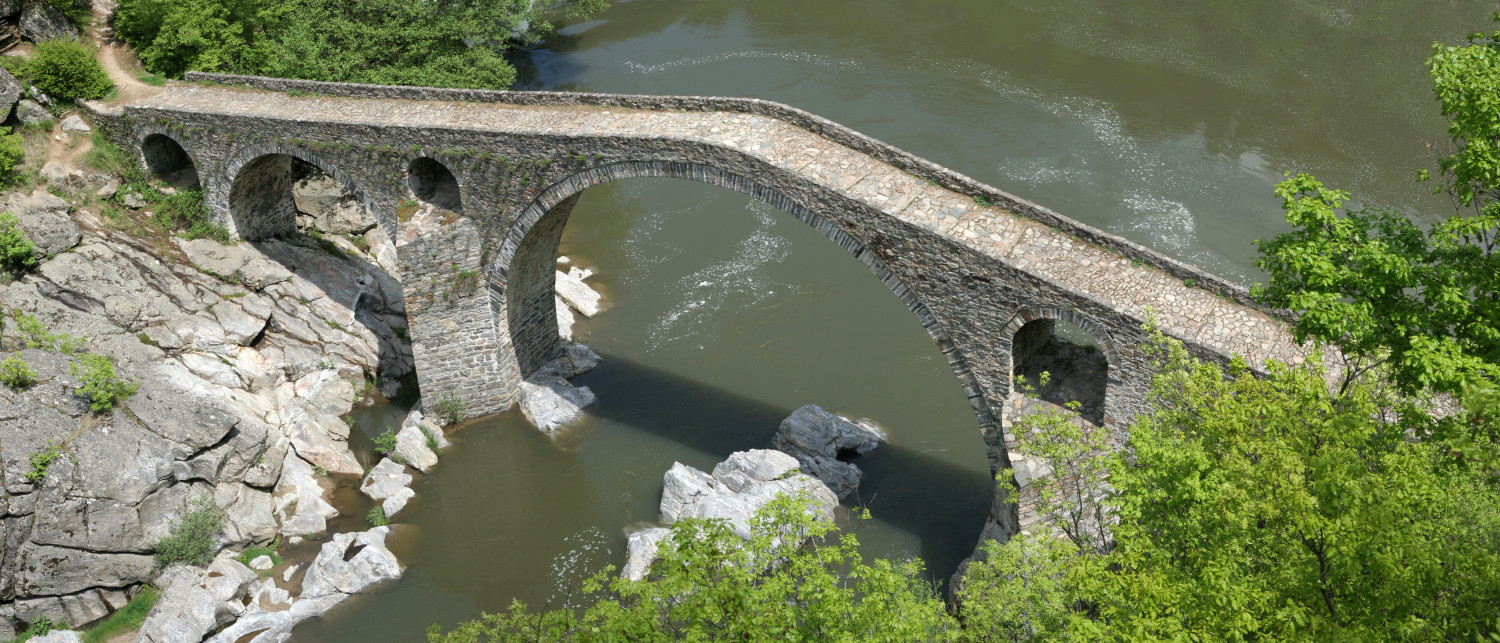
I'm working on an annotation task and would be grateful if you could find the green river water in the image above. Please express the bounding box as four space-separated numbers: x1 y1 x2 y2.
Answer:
296 1 1494 639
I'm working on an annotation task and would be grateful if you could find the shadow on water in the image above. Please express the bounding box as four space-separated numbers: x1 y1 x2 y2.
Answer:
572 350 994 583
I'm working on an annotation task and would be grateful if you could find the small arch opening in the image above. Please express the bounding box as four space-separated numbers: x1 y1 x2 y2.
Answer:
407 157 463 213
1011 317 1108 425
140 134 200 189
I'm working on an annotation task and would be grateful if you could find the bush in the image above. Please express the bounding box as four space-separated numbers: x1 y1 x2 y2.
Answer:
152 497 224 572
367 506 388 526
71 353 139 412
0 211 38 276
0 128 24 185
434 392 466 425
30 39 113 101
17 616 55 641
152 189 230 243
1 355 38 389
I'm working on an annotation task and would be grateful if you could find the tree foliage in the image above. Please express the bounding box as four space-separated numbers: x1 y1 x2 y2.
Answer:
113 0 608 89
1253 15 1500 397
959 325 1500 642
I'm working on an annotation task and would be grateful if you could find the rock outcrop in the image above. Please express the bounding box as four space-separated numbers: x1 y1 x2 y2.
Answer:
0 159 420 635
19 1 77 42
771 405 885 499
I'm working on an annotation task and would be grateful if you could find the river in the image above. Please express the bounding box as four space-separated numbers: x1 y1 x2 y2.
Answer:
295 1 1492 639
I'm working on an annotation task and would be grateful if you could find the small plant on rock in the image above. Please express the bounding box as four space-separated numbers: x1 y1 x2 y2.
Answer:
421 425 444 457
374 428 399 458
152 497 225 572
25 442 62 484
435 392 466 425
71 353 139 412
0 128 24 187
0 355 38 389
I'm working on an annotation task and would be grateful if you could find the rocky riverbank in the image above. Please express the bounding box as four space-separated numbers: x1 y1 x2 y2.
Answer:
0 129 448 640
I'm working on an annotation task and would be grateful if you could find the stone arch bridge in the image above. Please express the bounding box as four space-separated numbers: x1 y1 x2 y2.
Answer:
87 73 1310 543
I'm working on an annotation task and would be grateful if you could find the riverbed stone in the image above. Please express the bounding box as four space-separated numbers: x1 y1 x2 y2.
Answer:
555 268 601 317
621 527 671 581
771 404 885 500
518 374 595 434
300 527 403 599
393 422 439 473
536 341 601 379
659 449 838 540
359 458 410 502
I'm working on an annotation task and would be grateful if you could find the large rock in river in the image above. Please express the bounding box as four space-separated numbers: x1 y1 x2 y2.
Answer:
659 449 837 539
771 404 885 500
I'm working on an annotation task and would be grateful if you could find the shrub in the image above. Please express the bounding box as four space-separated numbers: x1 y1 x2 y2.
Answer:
29 39 113 102
0 127 24 184
0 355 38 389
367 505 388 526
0 211 38 275
25 442 62 484
421 425 443 457
152 497 224 572
17 616 54 641
373 428 403 464
153 189 231 243
434 392 466 425
71 353 140 412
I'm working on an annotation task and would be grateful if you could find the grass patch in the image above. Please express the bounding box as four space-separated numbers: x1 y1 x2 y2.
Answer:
80 586 160 643
421 425 444 457
136 72 167 87
235 543 284 577
367 505 388 526
25 442 62 484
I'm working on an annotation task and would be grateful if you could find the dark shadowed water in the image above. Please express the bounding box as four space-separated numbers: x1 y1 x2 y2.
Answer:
297 2 1494 639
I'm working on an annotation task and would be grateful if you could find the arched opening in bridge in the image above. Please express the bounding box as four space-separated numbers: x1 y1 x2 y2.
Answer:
1010 316 1109 426
224 151 414 404
407 157 463 213
140 134 199 189
494 170 995 590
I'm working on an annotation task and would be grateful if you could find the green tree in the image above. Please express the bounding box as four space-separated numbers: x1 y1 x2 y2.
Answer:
29 39 114 101
71 353 139 412
427 495 956 642
959 324 1500 641
0 126 24 183
113 0 608 89
1252 15 1500 397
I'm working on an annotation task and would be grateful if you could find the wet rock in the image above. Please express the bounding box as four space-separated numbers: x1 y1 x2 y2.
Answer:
300 527 402 599
621 527 671 581
15 99 50 126
771 405 885 500
20 1 78 41
136 552 258 643
518 374 595 434
659 449 838 540
555 267 601 317
536 341 601 379
59 115 88 134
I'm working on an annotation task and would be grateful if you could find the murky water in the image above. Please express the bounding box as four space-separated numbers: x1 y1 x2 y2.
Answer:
298 1 1492 639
